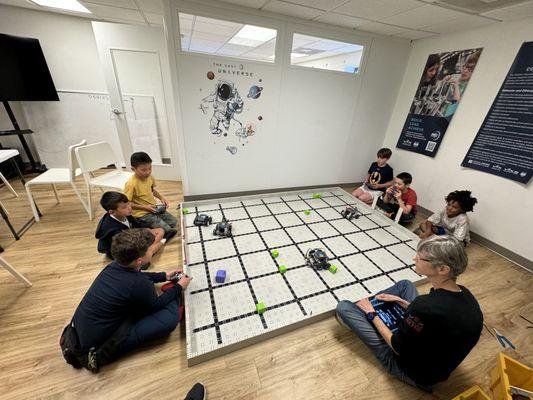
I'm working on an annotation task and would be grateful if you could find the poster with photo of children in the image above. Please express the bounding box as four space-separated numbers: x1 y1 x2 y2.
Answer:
396 48 483 157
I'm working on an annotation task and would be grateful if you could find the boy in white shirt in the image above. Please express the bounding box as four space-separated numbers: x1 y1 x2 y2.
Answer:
415 190 477 245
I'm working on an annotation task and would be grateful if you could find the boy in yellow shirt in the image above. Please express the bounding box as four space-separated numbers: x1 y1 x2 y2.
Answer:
123 152 177 234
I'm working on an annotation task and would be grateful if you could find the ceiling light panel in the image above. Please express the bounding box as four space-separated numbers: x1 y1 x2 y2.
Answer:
178 12 277 63
31 0 91 13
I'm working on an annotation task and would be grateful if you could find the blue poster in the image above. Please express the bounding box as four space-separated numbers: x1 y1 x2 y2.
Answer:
462 42 533 184
397 48 483 157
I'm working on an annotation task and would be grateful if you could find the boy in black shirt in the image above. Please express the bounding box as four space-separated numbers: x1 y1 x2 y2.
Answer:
336 235 483 390
61 229 191 372
96 191 176 262
352 148 394 204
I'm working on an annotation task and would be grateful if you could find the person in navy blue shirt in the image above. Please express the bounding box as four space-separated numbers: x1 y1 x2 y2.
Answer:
352 148 394 205
62 228 191 372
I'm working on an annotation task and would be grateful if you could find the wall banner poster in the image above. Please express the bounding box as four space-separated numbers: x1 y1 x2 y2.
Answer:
396 48 483 157
461 41 533 184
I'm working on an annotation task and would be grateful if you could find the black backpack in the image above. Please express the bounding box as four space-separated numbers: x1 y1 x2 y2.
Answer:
59 322 86 369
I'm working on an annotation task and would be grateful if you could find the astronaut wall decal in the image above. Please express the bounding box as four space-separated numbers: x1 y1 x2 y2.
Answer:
200 79 244 137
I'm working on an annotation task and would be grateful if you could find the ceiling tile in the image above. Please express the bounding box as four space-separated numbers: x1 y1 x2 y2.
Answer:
394 29 436 39
357 21 407 35
82 0 136 9
145 12 163 25
334 0 423 20
283 0 350 12
83 3 145 22
262 0 324 19
380 4 466 29
218 0 269 9
421 14 495 33
481 1 533 21
314 12 369 28
136 0 163 14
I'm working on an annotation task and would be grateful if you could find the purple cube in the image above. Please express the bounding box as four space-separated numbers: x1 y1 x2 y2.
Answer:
215 269 226 283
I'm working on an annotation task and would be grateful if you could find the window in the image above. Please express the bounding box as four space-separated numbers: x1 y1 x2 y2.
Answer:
290 33 364 74
178 13 277 63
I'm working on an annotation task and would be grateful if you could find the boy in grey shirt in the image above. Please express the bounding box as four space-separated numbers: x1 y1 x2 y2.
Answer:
416 190 477 245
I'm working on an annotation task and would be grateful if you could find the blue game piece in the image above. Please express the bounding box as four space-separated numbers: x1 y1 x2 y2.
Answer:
215 269 226 283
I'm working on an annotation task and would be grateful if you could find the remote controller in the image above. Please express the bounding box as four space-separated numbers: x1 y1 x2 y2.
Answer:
169 272 186 282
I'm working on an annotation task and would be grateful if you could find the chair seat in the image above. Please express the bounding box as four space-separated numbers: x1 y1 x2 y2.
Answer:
26 168 82 185
0 149 20 164
89 170 133 189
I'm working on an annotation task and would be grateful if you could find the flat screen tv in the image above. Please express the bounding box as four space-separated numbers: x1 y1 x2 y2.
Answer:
0 33 59 101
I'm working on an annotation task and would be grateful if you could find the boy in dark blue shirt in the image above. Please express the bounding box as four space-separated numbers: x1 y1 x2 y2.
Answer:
95 191 176 263
352 148 394 204
61 229 191 372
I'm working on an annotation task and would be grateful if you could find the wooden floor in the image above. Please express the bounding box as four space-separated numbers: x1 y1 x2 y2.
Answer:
0 177 531 400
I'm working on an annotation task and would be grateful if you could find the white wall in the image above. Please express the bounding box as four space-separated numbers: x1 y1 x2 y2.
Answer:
0 4 116 166
382 17 533 262
171 0 411 196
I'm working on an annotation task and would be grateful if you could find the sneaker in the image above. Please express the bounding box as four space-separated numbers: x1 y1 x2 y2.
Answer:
86 347 99 373
185 383 206 400
163 229 177 242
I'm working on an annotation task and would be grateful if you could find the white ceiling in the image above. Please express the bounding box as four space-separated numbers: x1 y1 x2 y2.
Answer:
0 0 533 39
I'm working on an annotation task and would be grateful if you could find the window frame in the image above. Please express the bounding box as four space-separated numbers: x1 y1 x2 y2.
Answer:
176 9 282 66
288 29 367 77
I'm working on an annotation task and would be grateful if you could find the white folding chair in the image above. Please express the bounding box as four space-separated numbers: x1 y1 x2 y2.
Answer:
0 256 32 287
75 142 133 220
25 140 88 222
0 149 23 198
372 194 403 223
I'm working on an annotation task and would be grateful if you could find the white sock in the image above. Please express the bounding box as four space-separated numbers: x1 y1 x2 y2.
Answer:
161 238 167 244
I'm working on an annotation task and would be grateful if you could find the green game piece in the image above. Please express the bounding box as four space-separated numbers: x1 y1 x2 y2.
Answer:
329 264 338 274
278 265 287 274
271 250 279 258
304 210 311 215
256 302 266 314
312 193 323 199
183 208 189 215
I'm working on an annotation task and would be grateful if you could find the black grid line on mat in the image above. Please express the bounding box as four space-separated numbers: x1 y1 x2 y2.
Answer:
237 200 307 319
219 203 268 330
195 206 223 345
191 262 416 333
185 190 421 339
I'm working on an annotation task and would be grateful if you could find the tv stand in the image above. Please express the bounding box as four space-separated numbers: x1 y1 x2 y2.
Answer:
1 101 46 174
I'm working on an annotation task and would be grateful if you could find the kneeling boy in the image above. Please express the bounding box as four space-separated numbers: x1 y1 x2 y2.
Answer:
378 172 417 224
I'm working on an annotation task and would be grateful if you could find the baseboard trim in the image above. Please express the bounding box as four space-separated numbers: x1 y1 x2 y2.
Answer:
183 182 360 202
415 206 532 273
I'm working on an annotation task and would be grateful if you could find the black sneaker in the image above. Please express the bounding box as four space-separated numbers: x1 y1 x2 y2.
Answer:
86 347 99 373
164 229 178 242
184 382 206 400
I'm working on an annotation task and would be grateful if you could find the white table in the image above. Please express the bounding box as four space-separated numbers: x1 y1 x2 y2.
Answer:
0 149 35 246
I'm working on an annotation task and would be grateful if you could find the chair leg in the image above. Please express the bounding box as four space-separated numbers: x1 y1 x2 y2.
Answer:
25 184 41 222
0 172 18 198
394 210 403 223
0 257 32 287
51 184 60 204
87 184 94 220
71 182 89 214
